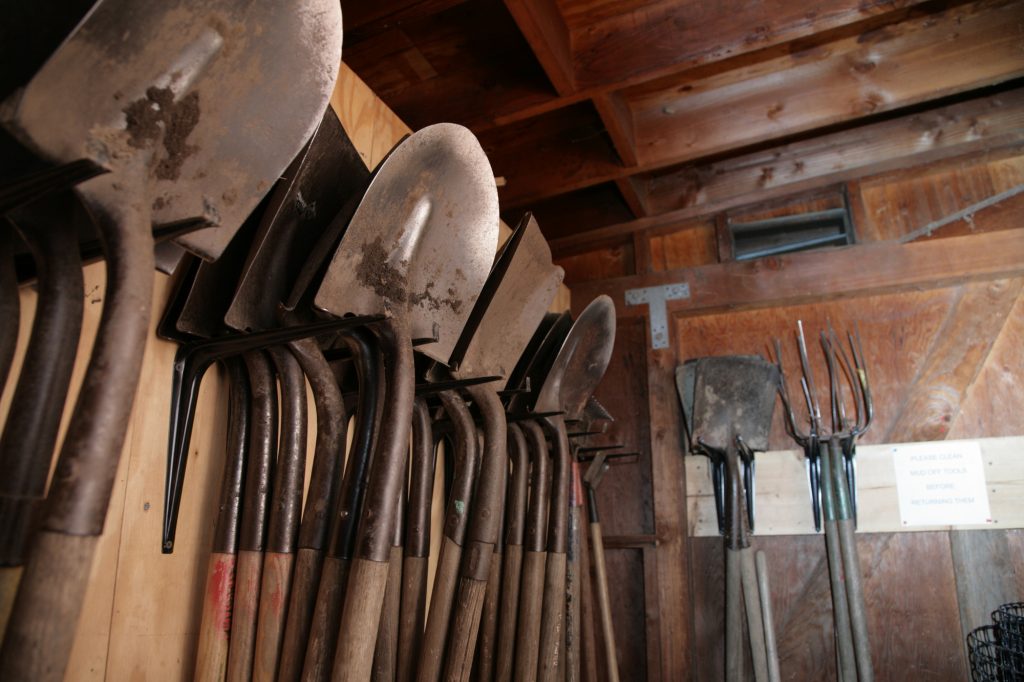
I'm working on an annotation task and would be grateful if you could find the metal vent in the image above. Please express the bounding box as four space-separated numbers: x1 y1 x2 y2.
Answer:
729 205 854 261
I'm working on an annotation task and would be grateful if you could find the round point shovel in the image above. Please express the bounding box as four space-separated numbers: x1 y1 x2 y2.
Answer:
313 122 498 681
533 296 616 682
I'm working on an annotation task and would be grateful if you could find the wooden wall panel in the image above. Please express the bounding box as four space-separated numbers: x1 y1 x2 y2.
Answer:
950 290 1024 439
675 287 959 450
591 318 653 536
858 152 1024 242
556 243 634 285
602 548 649 682
648 222 717 271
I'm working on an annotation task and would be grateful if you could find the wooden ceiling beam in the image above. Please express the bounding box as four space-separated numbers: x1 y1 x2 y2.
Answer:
593 92 638 166
549 87 1024 255
627 0 1024 168
473 0 939 131
500 0 1024 211
614 177 649 218
503 0 576 95
569 228 1024 319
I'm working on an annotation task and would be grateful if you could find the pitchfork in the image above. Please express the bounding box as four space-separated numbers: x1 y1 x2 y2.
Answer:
772 321 874 682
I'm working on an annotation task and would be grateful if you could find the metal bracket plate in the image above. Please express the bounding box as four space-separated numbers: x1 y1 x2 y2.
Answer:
624 282 690 349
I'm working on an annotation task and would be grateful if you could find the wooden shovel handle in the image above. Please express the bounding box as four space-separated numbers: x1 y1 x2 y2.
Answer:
514 550 547 682
278 547 322 682
442 575 488 681
474 548 504 682
372 544 404 681
536 551 567 682
495 544 524 682
741 547 769 682
227 549 264 682
331 557 390 681
419 535 464 682
301 555 350 682
253 551 296 681
398 554 429 682
194 552 236 682
587 523 619 682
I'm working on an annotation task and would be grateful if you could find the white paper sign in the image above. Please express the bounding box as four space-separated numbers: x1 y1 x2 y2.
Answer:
892 441 991 527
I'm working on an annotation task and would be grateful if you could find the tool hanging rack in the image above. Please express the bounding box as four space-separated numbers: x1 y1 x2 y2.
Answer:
0 6 624 681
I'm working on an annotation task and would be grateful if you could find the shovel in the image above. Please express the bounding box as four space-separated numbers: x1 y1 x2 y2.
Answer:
533 296 616 682
0 1 342 675
687 355 778 682
435 214 563 681
314 122 498 681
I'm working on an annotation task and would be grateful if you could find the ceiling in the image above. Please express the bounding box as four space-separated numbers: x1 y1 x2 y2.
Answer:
339 0 1024 255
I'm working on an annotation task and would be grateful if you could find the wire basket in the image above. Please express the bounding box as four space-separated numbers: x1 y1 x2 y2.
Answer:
968 625 1024 682
994 603 1024 654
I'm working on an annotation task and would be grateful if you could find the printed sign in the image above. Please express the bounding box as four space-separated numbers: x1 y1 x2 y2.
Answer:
892 440 991 527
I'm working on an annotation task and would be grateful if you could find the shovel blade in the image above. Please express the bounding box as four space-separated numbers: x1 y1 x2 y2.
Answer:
314 123 498 365
689 355 779 453
5 0 343 262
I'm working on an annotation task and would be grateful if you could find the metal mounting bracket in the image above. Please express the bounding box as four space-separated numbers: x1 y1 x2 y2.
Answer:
624 282 690 349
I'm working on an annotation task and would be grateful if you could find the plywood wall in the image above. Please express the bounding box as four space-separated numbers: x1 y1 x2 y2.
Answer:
562 148 1024 680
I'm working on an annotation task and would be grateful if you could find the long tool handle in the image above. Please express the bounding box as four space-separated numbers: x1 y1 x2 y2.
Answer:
301 555 350 681
537 417 570 682
476 545 504 682
515 550 548 682
418 390 479 682
755 551 781 682
725 547 743 681
443 385 508 682
740 547 769 682
372 544 404 681
278 337 348 682
495 545 524 682
332 318 413 682
399 398 435 682
564 464 584 682
195 359 250 682
399 555 429 682
821 443 856 682
0 171 153 682
830 439 873 682
495 423 530 682
587 519 619 682
304 328 382 682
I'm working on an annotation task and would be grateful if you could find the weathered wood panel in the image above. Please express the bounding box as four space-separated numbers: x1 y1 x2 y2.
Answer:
590 318 653 537
555 243 634 285
627 0 1024 168
564 0 933 91
648 222 717 272
551 90 1024 253
858 150 1024 242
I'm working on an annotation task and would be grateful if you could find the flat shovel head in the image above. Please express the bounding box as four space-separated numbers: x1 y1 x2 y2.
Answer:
535 295 616 419
314 123 499 364
458 216 564 379
223 109 369 332
4 0 343 262
690 355 778 453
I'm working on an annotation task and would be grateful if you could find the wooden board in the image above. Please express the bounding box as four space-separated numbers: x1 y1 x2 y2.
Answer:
685 437 1024 536
626 0 1024 168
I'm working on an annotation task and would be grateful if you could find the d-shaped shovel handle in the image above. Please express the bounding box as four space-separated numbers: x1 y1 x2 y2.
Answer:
162 314 382 553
